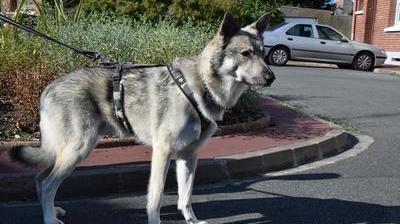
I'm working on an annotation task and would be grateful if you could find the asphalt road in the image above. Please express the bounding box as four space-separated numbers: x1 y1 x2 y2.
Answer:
1 65 399 224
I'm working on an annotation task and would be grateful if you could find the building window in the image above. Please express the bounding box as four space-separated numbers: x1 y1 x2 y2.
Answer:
384 0 400 32
356 0 364 12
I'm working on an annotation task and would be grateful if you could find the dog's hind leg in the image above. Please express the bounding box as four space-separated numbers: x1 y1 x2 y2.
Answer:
147 142 172 224
36 167 66 218
40 134 98 224
41 151 80 224
176 150 207 224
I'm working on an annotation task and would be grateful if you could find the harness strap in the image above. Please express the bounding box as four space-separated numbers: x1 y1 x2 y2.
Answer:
112 65 132 133
167 65 211 127
108 63 166 133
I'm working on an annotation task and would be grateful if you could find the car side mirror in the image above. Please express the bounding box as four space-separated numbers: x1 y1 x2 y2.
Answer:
340 38 349 43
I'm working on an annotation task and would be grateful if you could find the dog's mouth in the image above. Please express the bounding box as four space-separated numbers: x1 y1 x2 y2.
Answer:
244 76 275 87
264 76 275 87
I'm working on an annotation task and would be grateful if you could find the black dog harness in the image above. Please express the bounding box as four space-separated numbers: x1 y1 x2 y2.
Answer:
103 62 212 133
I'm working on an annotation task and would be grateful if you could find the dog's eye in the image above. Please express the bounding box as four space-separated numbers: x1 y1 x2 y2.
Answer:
241 50 252 57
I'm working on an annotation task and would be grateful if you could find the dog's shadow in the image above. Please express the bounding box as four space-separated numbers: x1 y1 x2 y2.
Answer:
2 173 399 224
159 173 400 224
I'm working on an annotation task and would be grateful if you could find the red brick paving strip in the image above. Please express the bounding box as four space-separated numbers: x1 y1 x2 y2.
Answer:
0 98 331 174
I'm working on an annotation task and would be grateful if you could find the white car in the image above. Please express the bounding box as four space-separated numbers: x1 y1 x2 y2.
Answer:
263 22 387 71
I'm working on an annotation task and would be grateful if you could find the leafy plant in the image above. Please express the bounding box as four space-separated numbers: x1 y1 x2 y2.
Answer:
13 0 28 23
73 0 84 23
315 113 361 133
53 0 67 26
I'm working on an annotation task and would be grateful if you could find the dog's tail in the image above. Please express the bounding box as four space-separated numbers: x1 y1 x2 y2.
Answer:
9 145 54 168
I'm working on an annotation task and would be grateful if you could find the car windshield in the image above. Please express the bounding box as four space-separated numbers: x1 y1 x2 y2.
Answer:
267 22 288 31
316 26 343 41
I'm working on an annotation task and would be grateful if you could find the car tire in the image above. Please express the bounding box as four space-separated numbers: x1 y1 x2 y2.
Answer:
337 63 352 69
353 52 375 71
268 47 289 66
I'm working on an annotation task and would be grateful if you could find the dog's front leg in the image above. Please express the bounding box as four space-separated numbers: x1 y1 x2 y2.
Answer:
147 143 172 224
176 150 207 224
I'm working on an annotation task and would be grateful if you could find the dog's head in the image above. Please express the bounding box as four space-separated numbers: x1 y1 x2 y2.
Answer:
203 13 275 87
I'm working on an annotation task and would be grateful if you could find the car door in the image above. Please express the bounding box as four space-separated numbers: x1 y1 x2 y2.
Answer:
314 25 355 63
284 24 318 59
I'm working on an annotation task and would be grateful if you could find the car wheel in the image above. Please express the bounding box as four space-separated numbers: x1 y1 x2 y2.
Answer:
269 47 289 66
337 63 352 69
353 52 375 71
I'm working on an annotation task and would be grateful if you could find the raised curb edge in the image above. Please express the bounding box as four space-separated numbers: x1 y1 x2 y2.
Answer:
0 129 353 202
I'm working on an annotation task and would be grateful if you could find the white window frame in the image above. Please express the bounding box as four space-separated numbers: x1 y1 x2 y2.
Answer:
385 0 400 32
355 0 364 14
396 0 400 26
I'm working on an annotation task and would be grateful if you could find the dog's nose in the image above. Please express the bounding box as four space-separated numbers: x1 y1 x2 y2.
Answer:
265 75 275 87
264 66 276 87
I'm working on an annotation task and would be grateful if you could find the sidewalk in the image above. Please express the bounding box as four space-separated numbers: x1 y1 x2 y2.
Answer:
374 64 400 75
0 97 353 201
287 61 400 75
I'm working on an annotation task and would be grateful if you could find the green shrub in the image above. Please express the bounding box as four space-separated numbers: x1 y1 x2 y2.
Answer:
45 15 215 70
79 0 284 26
222 89 264 125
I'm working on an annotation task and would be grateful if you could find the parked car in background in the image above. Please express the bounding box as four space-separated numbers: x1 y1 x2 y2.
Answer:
263 22 387 71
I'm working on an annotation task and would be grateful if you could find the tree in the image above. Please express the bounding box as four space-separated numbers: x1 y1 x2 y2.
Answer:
283 0 334 10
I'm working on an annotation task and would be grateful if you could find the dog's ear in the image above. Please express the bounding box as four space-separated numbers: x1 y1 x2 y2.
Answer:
218 12 241 41
250 13 271 34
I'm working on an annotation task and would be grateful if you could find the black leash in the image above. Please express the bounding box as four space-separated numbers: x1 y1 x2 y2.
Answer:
0 13 110 64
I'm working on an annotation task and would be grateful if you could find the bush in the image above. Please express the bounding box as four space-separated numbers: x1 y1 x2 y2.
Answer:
222 89 264 125
46 15 214 70
79 0 284 26
0 59 56 140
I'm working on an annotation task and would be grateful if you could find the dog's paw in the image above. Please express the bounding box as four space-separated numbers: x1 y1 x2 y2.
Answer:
187 220 208 224
55 207 66 217
195 221 208 224
44 218 64 224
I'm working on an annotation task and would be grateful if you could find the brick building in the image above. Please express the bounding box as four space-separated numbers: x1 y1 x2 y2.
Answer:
352 0 400 65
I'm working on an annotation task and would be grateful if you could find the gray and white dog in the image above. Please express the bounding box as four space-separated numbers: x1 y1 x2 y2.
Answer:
10 13 275 224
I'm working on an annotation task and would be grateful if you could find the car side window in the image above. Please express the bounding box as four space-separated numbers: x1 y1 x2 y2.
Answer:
285 24 314 38
316 26 343 41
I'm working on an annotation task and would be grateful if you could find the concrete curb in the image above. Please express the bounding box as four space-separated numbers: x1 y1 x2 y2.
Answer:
374 68 400 75
0 129 354 202
0 114 271 152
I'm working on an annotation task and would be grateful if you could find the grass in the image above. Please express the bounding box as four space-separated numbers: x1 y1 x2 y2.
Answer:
265 94 362 133
389 71 400 76
315 113 361 133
